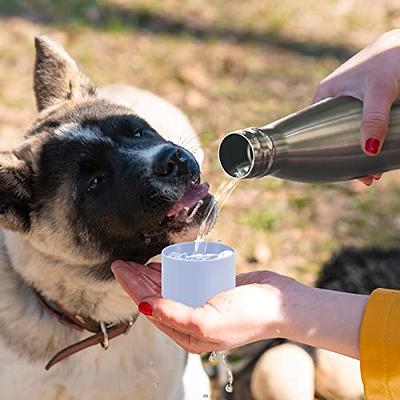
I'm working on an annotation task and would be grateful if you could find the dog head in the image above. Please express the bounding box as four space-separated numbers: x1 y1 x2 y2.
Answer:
1 37 213 279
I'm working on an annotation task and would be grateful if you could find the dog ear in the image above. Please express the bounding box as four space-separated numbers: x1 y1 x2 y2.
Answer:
0 151 33 233
33 36 96 112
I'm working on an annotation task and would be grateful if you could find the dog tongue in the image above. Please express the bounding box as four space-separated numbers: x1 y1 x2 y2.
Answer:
167 182 209 217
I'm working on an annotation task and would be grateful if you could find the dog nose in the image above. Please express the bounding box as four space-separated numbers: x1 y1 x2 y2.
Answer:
153 145 192 178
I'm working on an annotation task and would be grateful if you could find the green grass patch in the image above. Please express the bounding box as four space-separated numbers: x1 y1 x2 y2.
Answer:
239 206 283 232
289 194 313 211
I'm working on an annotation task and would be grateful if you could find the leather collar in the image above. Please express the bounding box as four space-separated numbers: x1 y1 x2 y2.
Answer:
33 288 138 370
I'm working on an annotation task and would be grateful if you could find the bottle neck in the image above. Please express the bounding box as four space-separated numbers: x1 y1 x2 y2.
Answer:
218 127 276 179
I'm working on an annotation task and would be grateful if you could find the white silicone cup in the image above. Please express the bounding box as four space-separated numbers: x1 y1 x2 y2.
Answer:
161 241 236 307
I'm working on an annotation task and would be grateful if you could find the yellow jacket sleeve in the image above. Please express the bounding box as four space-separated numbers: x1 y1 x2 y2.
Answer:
360 288 400 399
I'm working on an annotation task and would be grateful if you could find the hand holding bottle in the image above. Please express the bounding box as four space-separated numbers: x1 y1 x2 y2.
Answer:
313 29 400 184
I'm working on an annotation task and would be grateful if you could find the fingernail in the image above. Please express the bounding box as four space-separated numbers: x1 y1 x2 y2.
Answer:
365 137 381 155
138 302 153 316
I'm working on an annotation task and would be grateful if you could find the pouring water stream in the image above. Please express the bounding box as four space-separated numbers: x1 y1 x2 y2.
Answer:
194 177 240 394
194 179 240 253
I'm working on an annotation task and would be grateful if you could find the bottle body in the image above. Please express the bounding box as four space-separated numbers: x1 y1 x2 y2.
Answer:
218 96 400 182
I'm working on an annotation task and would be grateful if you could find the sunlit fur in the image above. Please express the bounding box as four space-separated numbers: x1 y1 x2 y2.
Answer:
0 36 210 399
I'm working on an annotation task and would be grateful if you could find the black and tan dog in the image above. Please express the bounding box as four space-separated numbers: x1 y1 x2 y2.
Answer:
0 36 212 399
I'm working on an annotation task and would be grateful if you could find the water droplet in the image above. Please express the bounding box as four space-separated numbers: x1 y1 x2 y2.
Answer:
219 351 234 394
208 351 217 362
225 383 233 393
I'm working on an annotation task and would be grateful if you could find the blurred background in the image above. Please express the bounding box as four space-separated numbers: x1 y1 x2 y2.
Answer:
1 0 400 398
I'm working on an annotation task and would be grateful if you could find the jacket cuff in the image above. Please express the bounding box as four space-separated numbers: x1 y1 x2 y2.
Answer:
360 288 400 399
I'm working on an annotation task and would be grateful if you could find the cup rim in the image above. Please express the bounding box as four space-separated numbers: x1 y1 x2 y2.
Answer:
162 241 235 263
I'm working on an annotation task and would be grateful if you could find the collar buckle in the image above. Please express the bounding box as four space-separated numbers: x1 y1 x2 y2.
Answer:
100 321 110 349
124 316 135 335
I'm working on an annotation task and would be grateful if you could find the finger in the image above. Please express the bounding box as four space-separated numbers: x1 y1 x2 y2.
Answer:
138 295 223 341
144 263 162 286
112 262 160 303
114 260 161 287
312 83 333 104
361 85 394 156
236 271 273 285
311 88 332 104
142 271 161 288
141 266 161 287
146 262 162 272
150 319 220 354
358 176 374 186
113 264 224 340
148 297 206 334
112 263 219 339
236 270 280 286
236 272 267 286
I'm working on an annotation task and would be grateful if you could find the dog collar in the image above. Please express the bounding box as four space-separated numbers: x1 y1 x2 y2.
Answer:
33 288 138 370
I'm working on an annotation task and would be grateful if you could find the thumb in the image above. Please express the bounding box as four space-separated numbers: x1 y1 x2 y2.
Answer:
236 270 280 285
361 86 394 156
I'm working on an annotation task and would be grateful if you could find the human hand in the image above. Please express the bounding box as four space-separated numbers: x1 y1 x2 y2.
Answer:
313 29 400 185
111 260 298 353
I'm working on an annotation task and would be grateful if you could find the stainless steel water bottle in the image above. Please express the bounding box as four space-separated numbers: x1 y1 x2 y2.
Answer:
218 96 400 183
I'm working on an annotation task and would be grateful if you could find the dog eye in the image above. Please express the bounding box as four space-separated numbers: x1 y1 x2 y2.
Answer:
86 175 106 193
133 128 143 138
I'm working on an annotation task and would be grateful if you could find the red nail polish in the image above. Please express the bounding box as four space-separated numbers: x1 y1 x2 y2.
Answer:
139 302 153 316
365 137 381 155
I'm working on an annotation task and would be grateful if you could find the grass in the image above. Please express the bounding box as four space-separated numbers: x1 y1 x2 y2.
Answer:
240 206 283 232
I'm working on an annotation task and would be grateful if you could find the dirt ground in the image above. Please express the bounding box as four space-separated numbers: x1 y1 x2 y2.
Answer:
1 1 400 399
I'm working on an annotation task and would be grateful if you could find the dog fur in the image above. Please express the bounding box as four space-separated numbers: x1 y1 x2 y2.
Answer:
0 36 211 400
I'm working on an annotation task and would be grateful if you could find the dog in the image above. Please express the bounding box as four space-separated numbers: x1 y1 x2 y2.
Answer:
250 247 400 400
0 36 213 399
